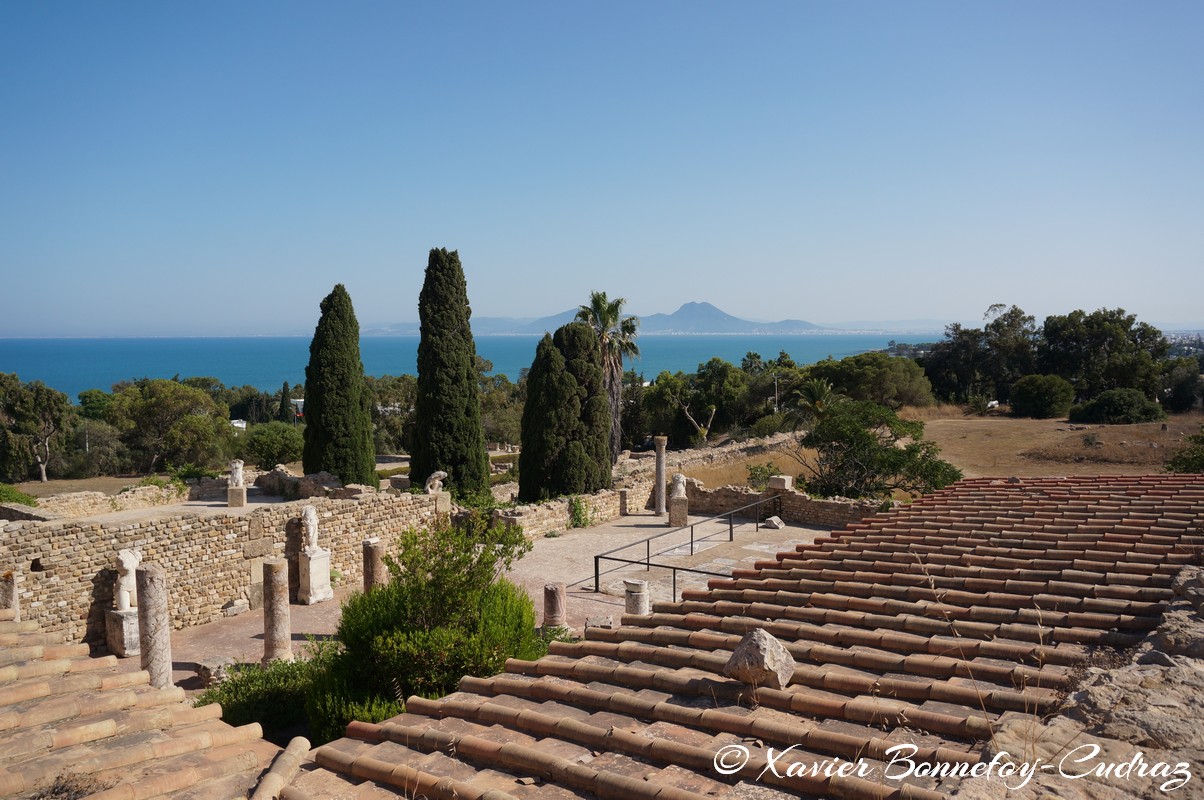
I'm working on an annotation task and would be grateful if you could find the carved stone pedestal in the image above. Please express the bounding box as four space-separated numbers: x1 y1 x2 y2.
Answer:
105 609 140 658
668 496 689 527
298 549 334 605
432 491 452 515
227 486 247 508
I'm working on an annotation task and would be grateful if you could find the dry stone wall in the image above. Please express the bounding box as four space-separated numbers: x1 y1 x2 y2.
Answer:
0 491 439 646
495 491 623 539
33 485 190 518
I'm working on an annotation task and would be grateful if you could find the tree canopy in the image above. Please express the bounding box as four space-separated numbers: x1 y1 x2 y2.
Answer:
518 323 611 501
789 400 961 499
576 291 639 463
411 248 490 497
301 284 378 487
106 379 228 473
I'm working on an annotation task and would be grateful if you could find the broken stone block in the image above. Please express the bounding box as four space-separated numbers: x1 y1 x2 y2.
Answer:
767 475 793 491
222 598 250 617
198 656 235 688
723 628 796 690
105 608 139 658
763 515 785 530
585 615 614 630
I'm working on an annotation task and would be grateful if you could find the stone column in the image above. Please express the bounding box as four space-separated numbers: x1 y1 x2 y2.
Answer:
543 583 566 628
262 559 293 665
653 436 668 516
136 564 172 689
624 579 651 616
363 537 387 592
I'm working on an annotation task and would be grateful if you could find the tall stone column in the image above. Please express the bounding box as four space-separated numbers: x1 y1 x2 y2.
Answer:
653 435 668 516
136 564 172 689
363 537 387 592
543 583 566 628
262 559 293 665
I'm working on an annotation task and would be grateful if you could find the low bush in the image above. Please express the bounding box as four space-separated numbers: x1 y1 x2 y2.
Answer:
746 461 779 491
568 495 592 528
1069 388 1166 425
302 511 542 744
1167 426 1204 474
168 462 220 481
194 656 315 742
750 413 788 438
0 483 37 506
1010 374 1075 419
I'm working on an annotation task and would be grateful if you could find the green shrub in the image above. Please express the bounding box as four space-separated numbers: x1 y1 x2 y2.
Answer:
750 413 787 438
243 421 304 469
303 511 540 743
1010 375 1075 419
168 462 220 481
1167 426 1204 474
746 461 779 491
303 640 401 745
965 394 991 417
0 483 37 507
194 657 315 741
1068 388 1166 424
568 495 592 528
130 475 187 493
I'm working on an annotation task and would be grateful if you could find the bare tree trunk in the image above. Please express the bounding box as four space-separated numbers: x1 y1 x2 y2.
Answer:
605 358 622 464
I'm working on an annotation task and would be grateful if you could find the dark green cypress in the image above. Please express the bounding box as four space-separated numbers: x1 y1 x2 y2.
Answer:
411 248 489 497
277 381 293 423
302 285 378 487
553 322 612 493
518 323 612 501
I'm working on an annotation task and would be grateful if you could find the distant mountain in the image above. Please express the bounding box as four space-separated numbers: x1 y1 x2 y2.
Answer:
366 302 827 336
639 302 823 334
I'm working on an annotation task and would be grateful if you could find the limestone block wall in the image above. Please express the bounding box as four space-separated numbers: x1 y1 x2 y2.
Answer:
496 491 623 539
33 485 190 518
0 504 60 522
683 481 881 528
0 491 440 645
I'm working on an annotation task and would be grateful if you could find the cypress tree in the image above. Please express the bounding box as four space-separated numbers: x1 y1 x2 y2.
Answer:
518 323 612 501
411 248 489 497
302 284 378 487
277 381 293 423
553 322 612 493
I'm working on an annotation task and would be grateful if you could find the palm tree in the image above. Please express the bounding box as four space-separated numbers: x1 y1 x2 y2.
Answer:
788 378 846 426
576 291 640 463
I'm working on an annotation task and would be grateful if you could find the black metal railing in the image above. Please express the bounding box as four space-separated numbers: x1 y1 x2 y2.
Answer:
592 494 782 602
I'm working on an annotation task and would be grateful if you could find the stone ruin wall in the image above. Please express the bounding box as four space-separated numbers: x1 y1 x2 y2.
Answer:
494 491 623 538
0 491 439 646
498 432 880 537
0 477 237 523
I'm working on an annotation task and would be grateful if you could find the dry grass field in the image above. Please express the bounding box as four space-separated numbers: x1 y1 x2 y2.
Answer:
683 408 1203 488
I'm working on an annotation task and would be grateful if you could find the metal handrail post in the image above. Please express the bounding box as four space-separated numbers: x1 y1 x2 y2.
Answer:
729 513 734 542
673 570 677 602
646 539 650 571
690 524 695 555
594 555 600 593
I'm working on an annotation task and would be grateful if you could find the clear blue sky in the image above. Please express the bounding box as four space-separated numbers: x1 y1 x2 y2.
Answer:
2 2 1201 336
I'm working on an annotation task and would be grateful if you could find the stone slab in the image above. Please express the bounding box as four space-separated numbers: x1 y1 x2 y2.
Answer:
227 486 247 508
105 608 139 658
298 549 334 605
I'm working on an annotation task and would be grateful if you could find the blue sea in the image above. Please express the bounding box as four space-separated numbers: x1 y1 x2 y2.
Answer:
0 334 937 401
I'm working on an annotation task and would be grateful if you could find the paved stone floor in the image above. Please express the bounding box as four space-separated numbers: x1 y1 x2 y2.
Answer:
108 511 829 695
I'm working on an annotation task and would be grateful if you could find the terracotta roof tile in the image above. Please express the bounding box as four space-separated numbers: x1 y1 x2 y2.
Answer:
291 475 1204 799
